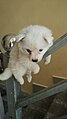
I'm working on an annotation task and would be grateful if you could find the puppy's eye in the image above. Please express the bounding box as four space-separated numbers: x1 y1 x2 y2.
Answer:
26 49 31 54
39 49 43 52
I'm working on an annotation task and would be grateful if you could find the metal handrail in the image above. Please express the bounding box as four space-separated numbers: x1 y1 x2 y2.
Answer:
16 80 67 108
43 33 67 58
16 33 67 108
1 33 67 119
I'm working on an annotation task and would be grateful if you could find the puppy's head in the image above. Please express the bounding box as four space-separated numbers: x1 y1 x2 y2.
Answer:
16 25 54 63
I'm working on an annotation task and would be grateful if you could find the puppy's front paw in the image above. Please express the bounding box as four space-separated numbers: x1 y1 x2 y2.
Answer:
18 78 24 85
44 55 51 65
33 65 40 74
27 75 32 83
45 59 51 65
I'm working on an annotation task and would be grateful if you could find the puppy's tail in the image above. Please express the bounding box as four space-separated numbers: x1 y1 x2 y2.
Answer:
0 68 12 81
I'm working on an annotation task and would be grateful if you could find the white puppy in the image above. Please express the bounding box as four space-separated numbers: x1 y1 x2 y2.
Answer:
0 25 54 85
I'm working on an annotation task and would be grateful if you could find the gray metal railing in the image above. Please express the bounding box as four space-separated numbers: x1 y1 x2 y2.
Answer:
1 33 67 119
43 33 67 58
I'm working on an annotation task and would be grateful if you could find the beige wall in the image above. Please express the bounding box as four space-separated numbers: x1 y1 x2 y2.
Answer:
0 0 67 92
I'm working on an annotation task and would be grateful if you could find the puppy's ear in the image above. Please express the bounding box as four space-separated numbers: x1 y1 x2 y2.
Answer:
15 34 25 42
43 34 54 47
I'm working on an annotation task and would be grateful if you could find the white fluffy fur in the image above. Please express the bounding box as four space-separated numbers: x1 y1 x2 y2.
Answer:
0 25 54 84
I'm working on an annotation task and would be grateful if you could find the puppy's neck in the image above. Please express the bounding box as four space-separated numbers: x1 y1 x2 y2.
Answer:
18 49 29 59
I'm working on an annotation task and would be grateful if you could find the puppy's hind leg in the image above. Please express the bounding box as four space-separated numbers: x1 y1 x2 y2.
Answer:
12 67 26 85
0 68 12 81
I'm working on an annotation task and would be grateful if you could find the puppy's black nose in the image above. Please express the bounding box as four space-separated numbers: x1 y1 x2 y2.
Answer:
32 59 38 62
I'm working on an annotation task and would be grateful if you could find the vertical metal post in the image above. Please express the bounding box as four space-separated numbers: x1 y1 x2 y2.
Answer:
6 77 22 119
3 52 22 119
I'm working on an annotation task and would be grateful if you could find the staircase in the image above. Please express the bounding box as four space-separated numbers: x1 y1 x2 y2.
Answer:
0 76 67 119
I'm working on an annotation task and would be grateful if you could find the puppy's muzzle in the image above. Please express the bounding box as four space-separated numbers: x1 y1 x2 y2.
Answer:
32 59 38 62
